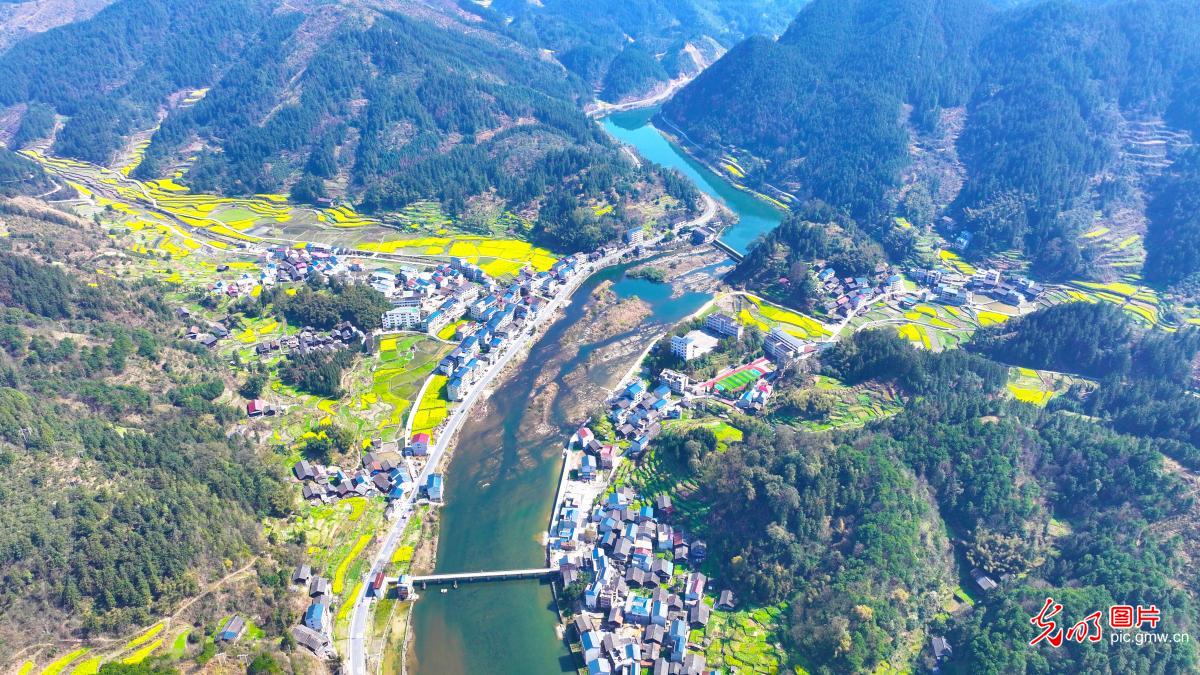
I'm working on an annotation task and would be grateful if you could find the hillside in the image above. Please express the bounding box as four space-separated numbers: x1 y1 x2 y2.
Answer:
485 0 807 103
0 0 698 251
0 0 113 50
0 207 288 645
628 315 1198 673
662 0 1200 283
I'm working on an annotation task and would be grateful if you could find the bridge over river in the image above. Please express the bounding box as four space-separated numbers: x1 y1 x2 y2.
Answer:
387 567 557 589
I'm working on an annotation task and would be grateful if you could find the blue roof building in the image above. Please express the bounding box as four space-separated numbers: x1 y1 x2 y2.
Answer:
304 602 327 632
427 473 444 501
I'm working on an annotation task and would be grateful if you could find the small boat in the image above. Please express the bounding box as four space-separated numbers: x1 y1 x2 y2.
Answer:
440 588 449 594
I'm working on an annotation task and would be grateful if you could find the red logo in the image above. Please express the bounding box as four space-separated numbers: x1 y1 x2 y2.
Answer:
1032 598 1164 648
1030 597 1064 647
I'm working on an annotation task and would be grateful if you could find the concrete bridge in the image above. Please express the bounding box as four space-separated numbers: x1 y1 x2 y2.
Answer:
712 239 744 262
388 567 557 588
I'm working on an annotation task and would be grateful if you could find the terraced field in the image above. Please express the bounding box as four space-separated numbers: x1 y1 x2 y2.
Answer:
703 603 788 673
22 149 556 277
775 375 904 431
851 300 1013 352
20 622 190 675
736 293 833 340
1042 278 1173 329
409 374 451 441
372 336 453 437
358 235 557 278
1005 366 1090 407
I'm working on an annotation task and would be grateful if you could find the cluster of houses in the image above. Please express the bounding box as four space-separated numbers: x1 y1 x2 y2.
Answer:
207 244 347 300
557 486 736 675
269 244 343 283
289 435 446 507
734 378 773 412
926 568 1001 670
375 253 590 337
183 319 231 349
809 261 904 317
291 451 414 504
431 257 588 401
606 380 685 460
376 262 483 332
290 565 335 657
909 265 1045 309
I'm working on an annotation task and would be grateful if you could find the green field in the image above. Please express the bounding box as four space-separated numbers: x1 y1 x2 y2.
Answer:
713 367 765 393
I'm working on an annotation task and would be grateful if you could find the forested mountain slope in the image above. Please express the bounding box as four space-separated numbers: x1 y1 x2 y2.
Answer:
673 319 1200 672
0 0 114 50
0 0 698 251
0 207 288 644
662 0 1200 281
478 0 808 103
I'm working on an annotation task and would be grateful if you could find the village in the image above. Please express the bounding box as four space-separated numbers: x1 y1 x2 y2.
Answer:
541 297 827 674
161 213 1060 670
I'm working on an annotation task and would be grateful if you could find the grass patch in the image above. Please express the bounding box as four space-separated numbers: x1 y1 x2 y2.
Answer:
170 629 192 658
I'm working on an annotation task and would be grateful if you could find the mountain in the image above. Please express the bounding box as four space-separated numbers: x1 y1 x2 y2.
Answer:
0 0 698 252
662 0 1200 282
0 206 288 642
481 0 809 103
0 0 114 51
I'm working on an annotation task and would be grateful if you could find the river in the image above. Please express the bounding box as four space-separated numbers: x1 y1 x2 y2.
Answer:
407 110 782 674
600 107 784 254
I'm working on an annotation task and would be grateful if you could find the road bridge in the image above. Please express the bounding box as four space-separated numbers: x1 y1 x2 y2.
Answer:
712 238 744 262
388 567 557 588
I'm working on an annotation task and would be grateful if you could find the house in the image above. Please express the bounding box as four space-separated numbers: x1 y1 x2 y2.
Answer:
670 330 719 361
581 630 604 662
931 635 953 662
654 494 674 516
704 312 743 340
291 624 331 656
397 574 413 600
246 399 270 417
682 653 706 674
381 299 421 330
309 576 331 598
586 657 612 675
292 563 312 585
659 369 690 394
217 615 246 643
293 460 316 481
598 445 616 470
688 601 711 627
410 432 430 456
971 568 998 592
684 572 706 602
580 454 597 480
304 602 329 632
716 589 736 610
426 473 444 501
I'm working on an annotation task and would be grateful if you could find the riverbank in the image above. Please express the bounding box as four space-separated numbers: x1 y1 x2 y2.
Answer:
652 114 795 213
599 109 784 255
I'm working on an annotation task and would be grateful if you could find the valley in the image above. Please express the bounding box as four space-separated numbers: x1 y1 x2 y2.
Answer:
1 1 1200 674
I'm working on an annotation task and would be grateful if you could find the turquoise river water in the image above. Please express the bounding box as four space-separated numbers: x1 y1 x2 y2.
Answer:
407 108 782 674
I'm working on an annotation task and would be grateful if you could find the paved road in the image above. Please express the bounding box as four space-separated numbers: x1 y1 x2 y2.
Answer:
345 246 631 675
